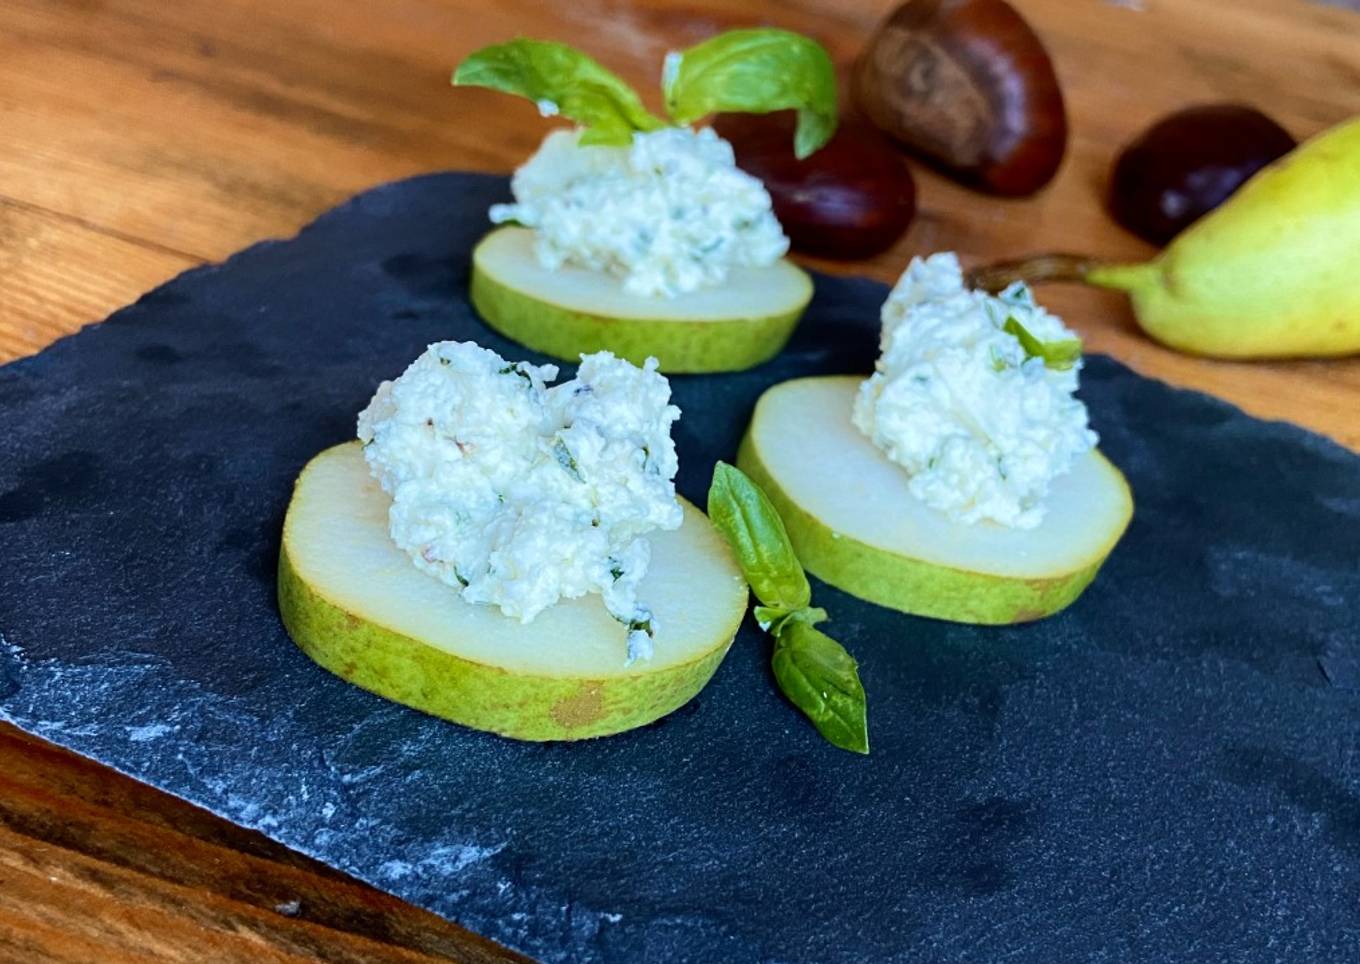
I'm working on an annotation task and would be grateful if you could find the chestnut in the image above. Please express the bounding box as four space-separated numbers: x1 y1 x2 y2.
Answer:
714 112 916 260
853 0 1067 197
1109 104 1297 245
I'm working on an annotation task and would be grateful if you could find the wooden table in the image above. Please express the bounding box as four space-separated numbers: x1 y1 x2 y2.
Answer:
1 0 1356 959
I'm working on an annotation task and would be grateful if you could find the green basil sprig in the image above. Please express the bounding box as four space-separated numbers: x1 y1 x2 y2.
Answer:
1003 316 1083 371
453 39 666 147
453 30 838 158
663 28 838 159
708 462 868 754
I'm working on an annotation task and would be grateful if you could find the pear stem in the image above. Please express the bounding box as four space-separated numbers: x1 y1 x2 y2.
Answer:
965 254 1147 294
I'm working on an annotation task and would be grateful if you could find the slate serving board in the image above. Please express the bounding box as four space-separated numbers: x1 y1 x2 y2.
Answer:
2 173 1358 963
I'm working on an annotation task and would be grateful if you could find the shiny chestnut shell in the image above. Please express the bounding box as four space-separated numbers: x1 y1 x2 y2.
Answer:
1109 104 1297 245
714 112 917 260
854 0 1067 196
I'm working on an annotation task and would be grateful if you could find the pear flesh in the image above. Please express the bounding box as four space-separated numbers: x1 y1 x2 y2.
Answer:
278 443 748 740
737 376 1133 625
1092 114 1360 358
470 226 812 373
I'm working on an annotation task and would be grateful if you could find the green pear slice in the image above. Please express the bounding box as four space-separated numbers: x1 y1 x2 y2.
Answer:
737 376 1133 625
278 443 748 740
470 226 812 373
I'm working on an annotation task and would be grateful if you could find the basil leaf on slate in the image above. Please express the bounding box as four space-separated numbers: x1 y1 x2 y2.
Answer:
454 39 666 147
707 461 869 754
662 28 838 159
772 621 869 755
707 461 811 614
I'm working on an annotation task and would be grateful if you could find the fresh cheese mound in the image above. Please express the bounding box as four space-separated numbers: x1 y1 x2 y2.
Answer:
357 341 682 661
852 253 1097 529
489 126 788 299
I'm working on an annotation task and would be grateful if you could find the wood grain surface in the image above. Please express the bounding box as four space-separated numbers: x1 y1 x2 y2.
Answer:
0 0 1357 960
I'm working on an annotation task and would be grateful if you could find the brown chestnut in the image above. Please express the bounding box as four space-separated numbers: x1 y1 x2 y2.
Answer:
714 111 917 260
853 0 1067 197
1109 104 1297 246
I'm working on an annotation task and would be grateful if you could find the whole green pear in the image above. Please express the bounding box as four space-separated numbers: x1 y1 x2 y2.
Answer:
970 114 1360 359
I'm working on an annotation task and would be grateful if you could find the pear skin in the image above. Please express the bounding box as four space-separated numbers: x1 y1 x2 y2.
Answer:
1089 115 1360 358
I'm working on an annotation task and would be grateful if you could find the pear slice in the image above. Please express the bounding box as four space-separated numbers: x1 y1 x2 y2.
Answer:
737 376 1133 625
278 443 748 740
470 226 812 373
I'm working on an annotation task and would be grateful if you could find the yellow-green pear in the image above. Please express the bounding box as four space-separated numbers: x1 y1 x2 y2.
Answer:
971 114 1360 359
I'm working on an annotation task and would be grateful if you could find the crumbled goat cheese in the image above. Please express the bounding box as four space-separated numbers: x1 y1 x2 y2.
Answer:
853 253 1097 529
489 126 788 299
358 342 682 661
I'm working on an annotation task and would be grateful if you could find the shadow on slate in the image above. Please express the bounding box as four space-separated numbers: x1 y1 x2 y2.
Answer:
2 173 1359 963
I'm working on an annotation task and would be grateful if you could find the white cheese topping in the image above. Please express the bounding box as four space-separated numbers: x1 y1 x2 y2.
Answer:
489 126 788 299
852 253 1097 529
357 342 683 662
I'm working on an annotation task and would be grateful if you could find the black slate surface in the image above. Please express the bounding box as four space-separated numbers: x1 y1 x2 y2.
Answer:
2 172 1359 963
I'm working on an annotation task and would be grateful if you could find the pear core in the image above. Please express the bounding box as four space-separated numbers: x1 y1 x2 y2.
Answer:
737 376 1133 624
278 443 748 740
470 226 812 373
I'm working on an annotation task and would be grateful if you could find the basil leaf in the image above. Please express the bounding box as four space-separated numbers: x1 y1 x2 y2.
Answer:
707 462 811 613
1003 316 1083 371
772 621 869 755
756 605 828 635
662 28 838 159
454 39 666 147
